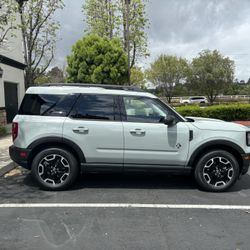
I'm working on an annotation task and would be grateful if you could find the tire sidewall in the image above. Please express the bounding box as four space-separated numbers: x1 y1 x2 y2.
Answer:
194 150 239 192
32 148 79 191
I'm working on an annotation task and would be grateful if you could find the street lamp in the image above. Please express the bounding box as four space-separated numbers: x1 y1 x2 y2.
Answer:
125 0 131 85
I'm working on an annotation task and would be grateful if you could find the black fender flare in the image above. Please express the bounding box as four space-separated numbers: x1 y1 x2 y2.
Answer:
188 139 245 167
27 136 86 164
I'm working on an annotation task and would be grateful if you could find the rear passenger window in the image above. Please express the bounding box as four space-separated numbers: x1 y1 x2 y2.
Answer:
19 94 77 116
71 95 115 121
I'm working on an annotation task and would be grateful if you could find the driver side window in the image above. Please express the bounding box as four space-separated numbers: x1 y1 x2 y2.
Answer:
123 96 168 123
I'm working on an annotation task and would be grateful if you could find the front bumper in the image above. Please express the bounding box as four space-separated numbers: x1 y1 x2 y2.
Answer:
9 145 31 169
241 153 250 175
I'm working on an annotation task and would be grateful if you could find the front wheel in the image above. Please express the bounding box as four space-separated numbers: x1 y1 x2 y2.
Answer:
32 148 79 191
194 150 239 192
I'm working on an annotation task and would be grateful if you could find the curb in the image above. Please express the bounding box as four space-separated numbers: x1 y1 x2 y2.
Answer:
0 162 17 177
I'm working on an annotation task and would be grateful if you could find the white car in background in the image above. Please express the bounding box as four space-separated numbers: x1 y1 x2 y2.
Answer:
180 96 208 104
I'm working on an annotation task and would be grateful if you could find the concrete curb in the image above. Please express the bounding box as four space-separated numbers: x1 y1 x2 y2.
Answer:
0 162 17 177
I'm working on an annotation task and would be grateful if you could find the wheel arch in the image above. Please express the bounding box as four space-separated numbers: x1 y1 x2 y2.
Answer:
188 140 244 172
27 137 86 167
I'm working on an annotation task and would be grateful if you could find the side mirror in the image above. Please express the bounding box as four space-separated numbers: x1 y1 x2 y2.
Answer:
163 115 176 126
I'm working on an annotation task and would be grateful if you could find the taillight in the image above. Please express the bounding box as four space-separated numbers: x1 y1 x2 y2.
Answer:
12 122 18 141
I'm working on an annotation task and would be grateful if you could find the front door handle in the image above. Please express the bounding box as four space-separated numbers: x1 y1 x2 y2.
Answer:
130 128 146 136
72 127 89 134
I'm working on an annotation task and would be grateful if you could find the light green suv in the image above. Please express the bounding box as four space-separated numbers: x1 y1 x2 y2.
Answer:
9 84 250 191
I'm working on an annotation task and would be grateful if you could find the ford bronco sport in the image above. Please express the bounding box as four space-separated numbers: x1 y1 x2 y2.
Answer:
9 84 250 191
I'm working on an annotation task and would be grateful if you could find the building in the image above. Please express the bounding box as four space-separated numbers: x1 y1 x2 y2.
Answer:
0 10 25 125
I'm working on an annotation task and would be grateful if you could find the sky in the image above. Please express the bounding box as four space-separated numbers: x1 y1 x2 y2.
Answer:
54 0 250 81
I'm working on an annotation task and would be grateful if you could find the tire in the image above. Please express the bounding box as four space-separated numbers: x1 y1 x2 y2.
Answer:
194 150 239 192
31 148 79 191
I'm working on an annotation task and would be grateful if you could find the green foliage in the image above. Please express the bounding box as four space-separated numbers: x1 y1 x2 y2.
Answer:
189 50 235 104
147 55 190 103
35 67 66 85
82 0 149 67
0 124 7 137
83 0 119 39
176 104 250 121
131 67 146 88
67 34 128 84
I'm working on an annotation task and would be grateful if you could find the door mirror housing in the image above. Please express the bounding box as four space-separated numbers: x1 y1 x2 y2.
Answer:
163 115 176 126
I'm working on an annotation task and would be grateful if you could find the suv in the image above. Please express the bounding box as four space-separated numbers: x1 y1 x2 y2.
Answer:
180 96 208 104
9 84 250 191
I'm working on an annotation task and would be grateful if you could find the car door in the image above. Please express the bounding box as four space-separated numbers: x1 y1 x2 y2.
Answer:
121 96 190 169
63 94 123 168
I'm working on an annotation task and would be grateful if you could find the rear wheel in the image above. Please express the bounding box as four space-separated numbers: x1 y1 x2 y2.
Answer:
32 148 79 191
194 150 239 192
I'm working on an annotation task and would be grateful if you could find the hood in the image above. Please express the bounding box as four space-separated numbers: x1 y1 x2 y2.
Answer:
186 116 247 132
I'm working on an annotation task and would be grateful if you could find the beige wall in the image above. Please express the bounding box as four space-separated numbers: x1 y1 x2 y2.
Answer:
0 63 25 108
0 12 24 64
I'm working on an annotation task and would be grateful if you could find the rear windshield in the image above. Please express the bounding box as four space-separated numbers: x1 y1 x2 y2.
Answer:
18 94 78 116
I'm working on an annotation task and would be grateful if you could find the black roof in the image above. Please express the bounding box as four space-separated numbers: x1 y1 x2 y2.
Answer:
41 83 143 92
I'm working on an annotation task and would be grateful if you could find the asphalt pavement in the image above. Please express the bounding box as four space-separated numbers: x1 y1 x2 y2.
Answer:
1 169 250 250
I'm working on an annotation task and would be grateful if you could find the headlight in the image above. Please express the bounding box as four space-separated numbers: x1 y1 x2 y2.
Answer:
247 132 250 146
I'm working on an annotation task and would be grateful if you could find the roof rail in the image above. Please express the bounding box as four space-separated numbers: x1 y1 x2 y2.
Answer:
41 83 143 92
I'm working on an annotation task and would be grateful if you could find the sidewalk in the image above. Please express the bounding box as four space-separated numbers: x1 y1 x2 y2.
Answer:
0 135 12 170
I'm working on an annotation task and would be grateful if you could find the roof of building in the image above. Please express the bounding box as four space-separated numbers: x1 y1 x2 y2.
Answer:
0 54 26 70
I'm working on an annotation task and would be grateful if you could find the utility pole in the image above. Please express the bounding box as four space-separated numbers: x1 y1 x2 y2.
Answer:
125 0 130 85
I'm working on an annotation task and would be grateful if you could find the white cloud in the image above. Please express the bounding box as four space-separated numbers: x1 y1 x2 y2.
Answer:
54 0 250 81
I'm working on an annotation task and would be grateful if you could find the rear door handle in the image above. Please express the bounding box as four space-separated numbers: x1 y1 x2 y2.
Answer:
73 127 89 134
130 128 146 135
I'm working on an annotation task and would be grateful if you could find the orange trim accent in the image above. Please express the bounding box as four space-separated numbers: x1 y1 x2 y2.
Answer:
234 121 250 125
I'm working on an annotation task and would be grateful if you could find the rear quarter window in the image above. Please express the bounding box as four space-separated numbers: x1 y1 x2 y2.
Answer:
18 94 78 116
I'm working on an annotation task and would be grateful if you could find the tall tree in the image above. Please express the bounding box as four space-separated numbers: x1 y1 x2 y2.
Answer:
0 0 17 47
147 55 190 103
67 34 128 84
189 50 234 104
82 0 149 68
120 0 149 68
83 0 119 39
17 0 64 88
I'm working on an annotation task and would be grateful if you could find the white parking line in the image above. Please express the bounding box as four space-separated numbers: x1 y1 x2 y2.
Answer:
0 203 250 210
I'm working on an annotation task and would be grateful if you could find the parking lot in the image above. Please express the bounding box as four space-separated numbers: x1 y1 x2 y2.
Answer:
1 169 250 250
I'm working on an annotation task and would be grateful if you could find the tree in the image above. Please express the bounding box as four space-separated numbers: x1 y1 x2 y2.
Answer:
17 0 64 88
67 34 128 84
120 0 149 68
34 66 65 84
82 0 149 68
0 0 17 47
83 0 119 39
146 55 190 103
189 50 234 104
130 66 145 88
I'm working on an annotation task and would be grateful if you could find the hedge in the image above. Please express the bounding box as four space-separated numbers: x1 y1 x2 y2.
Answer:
0 124 7 137
175 104 250 121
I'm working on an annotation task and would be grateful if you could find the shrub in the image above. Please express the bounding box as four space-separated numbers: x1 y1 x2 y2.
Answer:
0 124 7 137
175 104 250 121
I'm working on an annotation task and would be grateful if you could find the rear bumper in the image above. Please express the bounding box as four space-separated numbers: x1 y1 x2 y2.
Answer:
241 153 250 175
9 145 31 169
